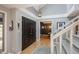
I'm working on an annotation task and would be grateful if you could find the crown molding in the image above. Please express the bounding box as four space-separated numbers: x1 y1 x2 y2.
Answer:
19 8 39 19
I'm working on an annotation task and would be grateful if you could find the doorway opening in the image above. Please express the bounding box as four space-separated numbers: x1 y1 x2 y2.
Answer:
39 21 52 53
0 13 4 53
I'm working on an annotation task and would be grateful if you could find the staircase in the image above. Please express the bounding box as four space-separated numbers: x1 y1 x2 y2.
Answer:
51 16 79 54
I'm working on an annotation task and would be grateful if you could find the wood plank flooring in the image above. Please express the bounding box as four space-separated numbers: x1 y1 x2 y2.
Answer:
21 35 50 54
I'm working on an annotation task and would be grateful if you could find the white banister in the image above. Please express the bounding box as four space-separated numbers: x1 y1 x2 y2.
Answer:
54 16 79 35
52 16 79 54
53 20 79 39
50 34 53 54
64 16 79 28
59 35 62 53
70 28 73 53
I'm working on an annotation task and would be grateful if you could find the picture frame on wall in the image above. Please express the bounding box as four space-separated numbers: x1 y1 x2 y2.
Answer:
57 22 65 30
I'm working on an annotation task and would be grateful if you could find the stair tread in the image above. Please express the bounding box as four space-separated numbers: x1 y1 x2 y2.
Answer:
62 40 70 54
73 39 79 49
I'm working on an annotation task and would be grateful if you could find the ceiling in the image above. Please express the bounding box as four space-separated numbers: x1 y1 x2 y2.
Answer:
68 10 79 17
1 4 46 11
1 4 77 18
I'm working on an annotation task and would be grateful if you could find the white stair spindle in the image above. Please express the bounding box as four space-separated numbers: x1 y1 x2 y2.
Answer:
50 34 53 54
59 35 62 53
70 28 73 53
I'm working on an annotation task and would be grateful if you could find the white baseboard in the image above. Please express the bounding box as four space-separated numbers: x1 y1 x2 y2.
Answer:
17 51 22 54
1 50 7 54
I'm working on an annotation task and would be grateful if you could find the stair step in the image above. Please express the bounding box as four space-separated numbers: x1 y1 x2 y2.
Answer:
62 39 70 54
73 39 79 49
72 45 79 54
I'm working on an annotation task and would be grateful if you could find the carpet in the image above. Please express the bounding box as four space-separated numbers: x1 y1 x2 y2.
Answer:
33 46 50 54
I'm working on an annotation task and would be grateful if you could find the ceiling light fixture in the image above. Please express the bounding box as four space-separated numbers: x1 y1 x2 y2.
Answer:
38 9 42 17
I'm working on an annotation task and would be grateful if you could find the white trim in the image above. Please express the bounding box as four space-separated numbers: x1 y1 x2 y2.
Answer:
19 8 39 19
39 19 52 22
0 10 7 53
39 14 67 19
17 51 22 54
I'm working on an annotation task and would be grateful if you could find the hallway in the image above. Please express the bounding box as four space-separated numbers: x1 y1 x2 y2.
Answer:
0 4 79 54
21 35 50 54
0 1 79 59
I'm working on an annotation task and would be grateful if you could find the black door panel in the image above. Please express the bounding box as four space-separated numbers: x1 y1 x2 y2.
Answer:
22 16 36 51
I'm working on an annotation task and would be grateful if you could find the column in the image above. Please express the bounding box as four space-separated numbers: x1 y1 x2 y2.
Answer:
36 20 41 47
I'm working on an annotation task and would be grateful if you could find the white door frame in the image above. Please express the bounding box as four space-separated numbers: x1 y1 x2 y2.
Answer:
0 10 7 53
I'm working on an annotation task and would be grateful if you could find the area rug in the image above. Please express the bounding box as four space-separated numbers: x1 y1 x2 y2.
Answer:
33 46 50 54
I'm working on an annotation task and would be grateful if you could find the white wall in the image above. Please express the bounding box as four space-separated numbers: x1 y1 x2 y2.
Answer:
0 5 11 53
52 17 69 34
10 8 38 53
0 5 39 53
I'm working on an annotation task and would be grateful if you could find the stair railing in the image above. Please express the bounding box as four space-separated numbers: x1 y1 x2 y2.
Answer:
54 16 79 35
51 16 79 54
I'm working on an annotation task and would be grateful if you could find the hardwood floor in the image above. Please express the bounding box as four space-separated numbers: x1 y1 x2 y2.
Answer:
21 35 50 54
